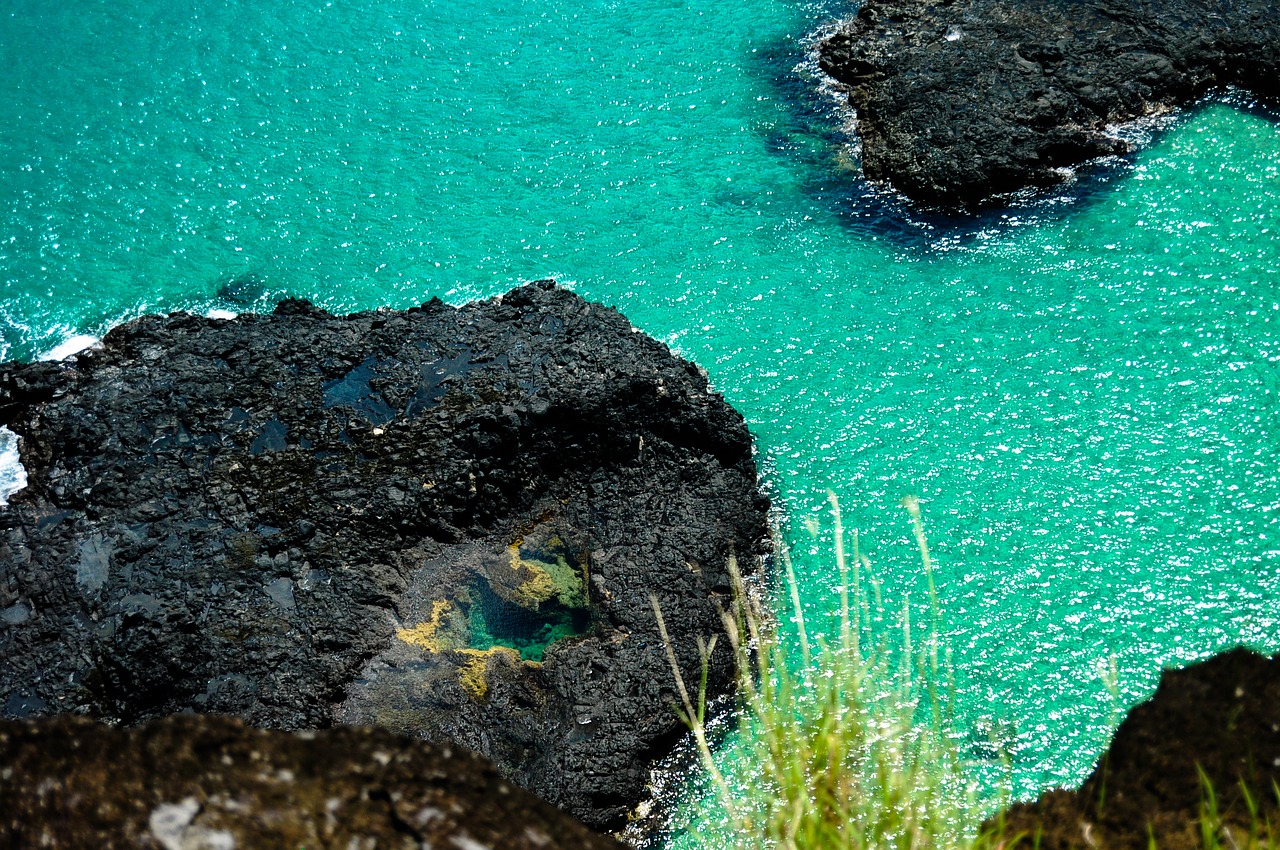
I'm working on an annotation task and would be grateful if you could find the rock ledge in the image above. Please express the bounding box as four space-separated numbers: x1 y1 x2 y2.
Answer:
0 713 623 850
997 649 1280 849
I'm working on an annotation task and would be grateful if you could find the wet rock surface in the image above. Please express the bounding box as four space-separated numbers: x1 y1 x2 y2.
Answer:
818 0 1280 209
996 649 1280 849
0 280 769 829
0 713 624 849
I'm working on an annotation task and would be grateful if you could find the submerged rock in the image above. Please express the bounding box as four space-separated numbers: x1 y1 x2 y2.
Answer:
996 649 1280 849
0 713 623 849
0 280 770 828
818 0 1280 209
214 271 268 305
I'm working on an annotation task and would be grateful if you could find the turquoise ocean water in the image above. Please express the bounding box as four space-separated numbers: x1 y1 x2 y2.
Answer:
3 0 1278 841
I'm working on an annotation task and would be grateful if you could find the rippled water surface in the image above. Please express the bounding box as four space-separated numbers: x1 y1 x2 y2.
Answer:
3 0 1278 841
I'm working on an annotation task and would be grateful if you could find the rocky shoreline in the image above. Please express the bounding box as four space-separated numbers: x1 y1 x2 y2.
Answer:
817 0 1280 209
0 281 770 831
0 282 1275 847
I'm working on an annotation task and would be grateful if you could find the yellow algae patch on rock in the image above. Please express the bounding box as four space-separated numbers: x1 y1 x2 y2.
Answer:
456 646 523 702
396 599 462 652
506 543 557 608
504 535 587 611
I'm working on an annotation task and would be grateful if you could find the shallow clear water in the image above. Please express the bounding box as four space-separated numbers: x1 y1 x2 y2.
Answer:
3 0 1278 840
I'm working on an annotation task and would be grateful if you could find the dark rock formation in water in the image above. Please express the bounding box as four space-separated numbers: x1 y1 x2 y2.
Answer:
0 713 623 849
215 271 268 306
818 0 1280 209
996 649 1280 850
0 280 770 829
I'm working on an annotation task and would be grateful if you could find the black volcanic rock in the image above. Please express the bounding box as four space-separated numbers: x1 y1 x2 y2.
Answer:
0 713 624 849
818 0 1280 209
0 280 770 829
995 649 1280 850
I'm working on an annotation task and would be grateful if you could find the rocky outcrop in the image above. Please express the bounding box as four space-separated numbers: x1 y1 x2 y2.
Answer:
995 649 1280 849
818 0 1280 209
0 713 623 849
0 281 770 829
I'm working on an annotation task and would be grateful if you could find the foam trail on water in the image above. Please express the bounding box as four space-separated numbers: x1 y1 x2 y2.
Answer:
0 427 27 507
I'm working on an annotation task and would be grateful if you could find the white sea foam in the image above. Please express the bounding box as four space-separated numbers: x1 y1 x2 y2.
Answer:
1103 107 1183 148
205 308 239 320
0 427 27 507
38 333 100 361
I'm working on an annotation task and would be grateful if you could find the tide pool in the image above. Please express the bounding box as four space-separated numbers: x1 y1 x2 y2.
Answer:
2 0 1277 841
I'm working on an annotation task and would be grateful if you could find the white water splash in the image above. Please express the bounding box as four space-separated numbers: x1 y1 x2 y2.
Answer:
37 333 100 361
0 427 27 507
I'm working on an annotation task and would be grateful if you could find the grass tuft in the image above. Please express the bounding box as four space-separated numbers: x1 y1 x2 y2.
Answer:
656 495 1002 850
1196 769 1280 850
